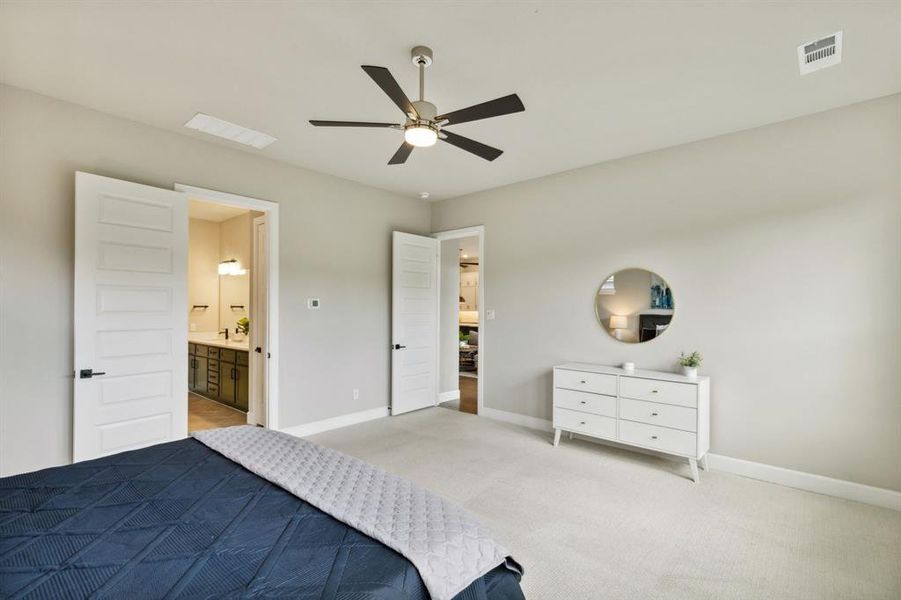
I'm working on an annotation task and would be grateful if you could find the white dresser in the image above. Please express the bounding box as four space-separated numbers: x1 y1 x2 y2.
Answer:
553 363 710 481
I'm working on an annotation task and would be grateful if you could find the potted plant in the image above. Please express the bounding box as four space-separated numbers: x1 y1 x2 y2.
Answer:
678 351 702 378
235 317 249 341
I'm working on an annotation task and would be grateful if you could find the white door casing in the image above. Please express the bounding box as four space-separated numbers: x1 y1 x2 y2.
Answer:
391 232 439 415
73 172 188 462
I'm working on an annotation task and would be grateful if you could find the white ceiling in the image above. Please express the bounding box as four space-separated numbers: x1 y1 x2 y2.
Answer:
2 2 898 201
188 199 248 223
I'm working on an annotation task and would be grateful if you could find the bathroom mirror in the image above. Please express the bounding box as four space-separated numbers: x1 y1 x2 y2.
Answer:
595 268 674 343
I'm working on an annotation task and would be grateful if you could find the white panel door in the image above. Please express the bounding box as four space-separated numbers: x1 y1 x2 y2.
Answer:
249 215 268 426
74 172 188 462
391 232 439 415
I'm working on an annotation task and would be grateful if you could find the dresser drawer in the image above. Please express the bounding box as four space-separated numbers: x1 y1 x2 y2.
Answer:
219 348 236 364
207 370 219 384
555 369 617 397
620 398 697 432
207 358 219 372
618 420 697 456
236 351 249 366
554 408 616 440
554 388 616 418
193 344 208 358
207 346 220 359
620 377 697 408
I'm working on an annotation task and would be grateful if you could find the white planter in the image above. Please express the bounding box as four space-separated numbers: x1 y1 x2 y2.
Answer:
681 366 698 378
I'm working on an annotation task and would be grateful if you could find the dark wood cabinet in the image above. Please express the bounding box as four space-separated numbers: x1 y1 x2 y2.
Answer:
188 343 248 413
235 364 249 411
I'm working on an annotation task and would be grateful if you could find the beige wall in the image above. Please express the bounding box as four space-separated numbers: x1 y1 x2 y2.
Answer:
431 95 901 491
188 218 221 332
217 212 251 333
0 84 430 476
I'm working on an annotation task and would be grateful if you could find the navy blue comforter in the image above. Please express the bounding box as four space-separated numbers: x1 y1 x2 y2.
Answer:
0 439 523 599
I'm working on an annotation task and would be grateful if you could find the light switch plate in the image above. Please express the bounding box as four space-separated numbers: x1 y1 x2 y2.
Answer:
486 309 496 320
307 298 320 309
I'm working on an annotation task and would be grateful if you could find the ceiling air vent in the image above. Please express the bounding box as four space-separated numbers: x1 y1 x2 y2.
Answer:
798 31 842 75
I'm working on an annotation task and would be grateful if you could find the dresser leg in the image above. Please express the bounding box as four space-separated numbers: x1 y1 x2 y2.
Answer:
567 431 574 441
553 428 561 447
699 455 708 471
689 458 699 483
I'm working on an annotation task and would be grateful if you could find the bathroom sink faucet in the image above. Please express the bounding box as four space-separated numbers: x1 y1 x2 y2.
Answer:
219 328 229 340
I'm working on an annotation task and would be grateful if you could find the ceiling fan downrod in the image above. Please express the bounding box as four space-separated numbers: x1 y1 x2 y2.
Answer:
411 45 433 103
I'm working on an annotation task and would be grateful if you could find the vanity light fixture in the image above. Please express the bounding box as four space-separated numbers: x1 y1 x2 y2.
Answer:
218 259 247 276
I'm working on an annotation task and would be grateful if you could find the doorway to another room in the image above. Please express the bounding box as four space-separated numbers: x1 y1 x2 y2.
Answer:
186 199 259 432
178 184 278 434
436 227 484 415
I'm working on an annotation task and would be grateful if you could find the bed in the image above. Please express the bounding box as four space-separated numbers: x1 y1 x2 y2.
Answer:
0 430 523 599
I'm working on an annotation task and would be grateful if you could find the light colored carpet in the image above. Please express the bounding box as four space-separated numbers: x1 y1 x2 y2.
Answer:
309 407 901 599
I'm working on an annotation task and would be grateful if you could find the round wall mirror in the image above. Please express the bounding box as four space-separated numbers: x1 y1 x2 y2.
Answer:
595 268 674 343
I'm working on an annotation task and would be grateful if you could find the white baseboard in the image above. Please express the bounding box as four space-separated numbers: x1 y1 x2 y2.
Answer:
279 406 389 438
438 390 460 404
479 406 900 511
705 454 900 511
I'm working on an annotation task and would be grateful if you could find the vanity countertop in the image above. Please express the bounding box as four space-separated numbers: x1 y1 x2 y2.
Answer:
188 334 249 352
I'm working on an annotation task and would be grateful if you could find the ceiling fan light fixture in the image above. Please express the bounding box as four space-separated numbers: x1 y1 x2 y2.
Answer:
404 124 438 147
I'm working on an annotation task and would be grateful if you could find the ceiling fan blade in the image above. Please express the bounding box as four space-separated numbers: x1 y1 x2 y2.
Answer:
309 120 398 128
388 141 414 165
440 131 503 161
361 66 418 117
436 94 524 126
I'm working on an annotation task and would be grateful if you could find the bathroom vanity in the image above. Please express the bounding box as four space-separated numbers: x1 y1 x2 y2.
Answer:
188 340 250 412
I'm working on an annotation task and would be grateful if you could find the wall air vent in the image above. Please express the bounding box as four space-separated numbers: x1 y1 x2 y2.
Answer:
798 31 842 75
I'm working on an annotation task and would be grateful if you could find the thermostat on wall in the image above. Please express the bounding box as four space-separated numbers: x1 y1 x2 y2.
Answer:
307 298 320 309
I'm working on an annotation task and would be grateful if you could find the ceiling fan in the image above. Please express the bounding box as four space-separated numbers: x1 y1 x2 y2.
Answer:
309 46 525 165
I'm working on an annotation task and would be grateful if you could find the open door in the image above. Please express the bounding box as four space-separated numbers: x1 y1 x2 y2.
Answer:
391 232 439 415
73 172 188 462
249 215 268 426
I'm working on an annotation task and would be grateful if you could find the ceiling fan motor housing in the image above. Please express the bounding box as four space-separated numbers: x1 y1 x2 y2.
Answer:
411 100 437 121
411 45 433 67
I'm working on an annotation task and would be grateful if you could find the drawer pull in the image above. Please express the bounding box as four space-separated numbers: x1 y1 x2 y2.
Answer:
651 435 658 440
580 421 586 425
651 390 658 394
580 380 586 384
580 400 586 404
651 412 659 416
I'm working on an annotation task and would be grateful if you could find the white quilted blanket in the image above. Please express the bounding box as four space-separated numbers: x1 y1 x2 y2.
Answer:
192 425 522 600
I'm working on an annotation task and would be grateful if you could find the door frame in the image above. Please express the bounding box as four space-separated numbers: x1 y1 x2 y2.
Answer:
174 183 280 430
432 225 485 414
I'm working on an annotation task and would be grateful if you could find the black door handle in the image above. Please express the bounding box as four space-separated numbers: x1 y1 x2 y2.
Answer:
392 344 406 350
79 369 106 379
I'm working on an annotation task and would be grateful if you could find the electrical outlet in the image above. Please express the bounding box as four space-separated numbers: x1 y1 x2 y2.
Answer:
352 388 360 400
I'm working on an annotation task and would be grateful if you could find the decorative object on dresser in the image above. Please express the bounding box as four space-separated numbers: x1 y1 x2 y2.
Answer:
552 363 710 482
677 351 703 378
